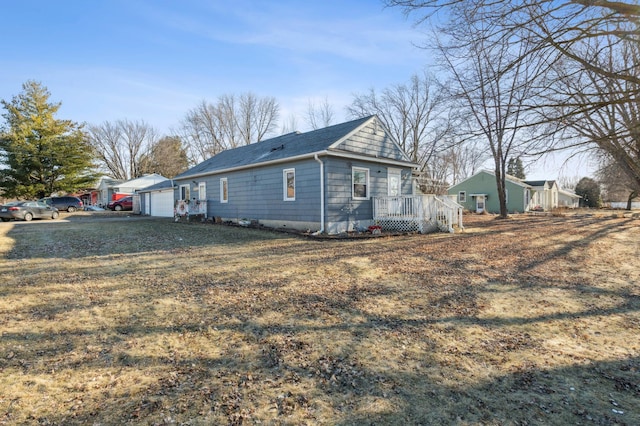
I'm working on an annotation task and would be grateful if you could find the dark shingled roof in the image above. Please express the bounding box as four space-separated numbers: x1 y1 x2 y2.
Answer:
175 115 374 179
524 180 553 187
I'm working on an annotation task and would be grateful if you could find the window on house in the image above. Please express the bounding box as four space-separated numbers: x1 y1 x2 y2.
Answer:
220 178 228 203
198 182 206 200
352 167 370 200
180 185 190 201
283 168 295 201
459 191 466 203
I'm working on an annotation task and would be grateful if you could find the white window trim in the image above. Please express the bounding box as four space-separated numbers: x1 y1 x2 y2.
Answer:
352 167 370 200
220 178 228 203
459 191 466 203
283 168 295 201
198 182 206 200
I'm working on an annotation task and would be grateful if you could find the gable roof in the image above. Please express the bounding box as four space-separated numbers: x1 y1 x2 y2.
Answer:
449 169 532 191
175 116 415 179
558 188 581 199
524 180 558 189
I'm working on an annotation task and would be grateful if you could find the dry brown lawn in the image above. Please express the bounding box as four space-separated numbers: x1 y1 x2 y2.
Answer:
0 213 638 425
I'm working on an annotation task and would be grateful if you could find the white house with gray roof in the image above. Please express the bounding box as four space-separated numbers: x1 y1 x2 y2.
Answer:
172 115 420 234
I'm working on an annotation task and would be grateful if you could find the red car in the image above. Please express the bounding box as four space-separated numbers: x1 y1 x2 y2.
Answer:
107 196 133 211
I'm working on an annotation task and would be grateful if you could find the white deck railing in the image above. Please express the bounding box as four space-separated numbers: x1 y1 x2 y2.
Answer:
373 195 463 233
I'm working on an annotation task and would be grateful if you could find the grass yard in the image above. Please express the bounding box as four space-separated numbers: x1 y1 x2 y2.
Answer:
0 213 638 425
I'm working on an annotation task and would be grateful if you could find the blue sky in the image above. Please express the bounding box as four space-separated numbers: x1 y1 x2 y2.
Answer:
1 0 592 180
1 0 428 131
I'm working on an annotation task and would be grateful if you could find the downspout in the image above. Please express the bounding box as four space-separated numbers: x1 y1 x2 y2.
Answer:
313 154 325 234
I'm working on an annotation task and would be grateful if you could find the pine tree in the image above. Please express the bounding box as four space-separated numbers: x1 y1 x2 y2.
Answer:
0 81 96 199
575 177 602 208
507 157 525 179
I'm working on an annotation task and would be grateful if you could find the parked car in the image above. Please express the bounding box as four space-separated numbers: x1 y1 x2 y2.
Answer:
39 196 83 212
0 201 59 222
107 196 133 211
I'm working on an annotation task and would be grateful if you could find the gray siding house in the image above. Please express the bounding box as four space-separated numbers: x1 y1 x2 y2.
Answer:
172 116 418 234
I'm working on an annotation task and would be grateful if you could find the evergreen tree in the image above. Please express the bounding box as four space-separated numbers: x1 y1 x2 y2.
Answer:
575 177 602 208
507 157 525 179
0 81 96 199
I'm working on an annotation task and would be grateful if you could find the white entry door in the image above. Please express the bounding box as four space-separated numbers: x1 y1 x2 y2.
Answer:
388 168 402 215
476 195 486 213
388 168 401 196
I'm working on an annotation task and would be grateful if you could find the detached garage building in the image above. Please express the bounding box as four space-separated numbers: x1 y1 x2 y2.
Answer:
137 180 175 218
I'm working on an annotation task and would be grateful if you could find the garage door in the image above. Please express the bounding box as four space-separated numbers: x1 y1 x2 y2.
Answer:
150 190 175 217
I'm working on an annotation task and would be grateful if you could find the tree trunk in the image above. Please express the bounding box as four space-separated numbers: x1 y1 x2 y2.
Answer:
495 169 508 219
627 190 638 211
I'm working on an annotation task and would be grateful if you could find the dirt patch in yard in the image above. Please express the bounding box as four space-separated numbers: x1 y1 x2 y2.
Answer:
0 214 638 425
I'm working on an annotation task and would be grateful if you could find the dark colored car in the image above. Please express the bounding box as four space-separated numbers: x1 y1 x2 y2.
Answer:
39 196 83 212
0 201 59 222
107 196 133 211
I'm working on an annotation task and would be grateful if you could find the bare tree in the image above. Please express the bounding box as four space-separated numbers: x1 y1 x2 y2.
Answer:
597 156 638 210
436 11 546 218
249 94 280 143
280 113 299 134
306 96 335 130
88 120 157 180
138 136 189 178
549 31 640 197
178 93 280 165
347 72 454 185
386 0 640 198
439 138 488 185
557 175 580 192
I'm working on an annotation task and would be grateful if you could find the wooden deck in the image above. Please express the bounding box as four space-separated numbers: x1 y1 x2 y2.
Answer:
372 195 464 233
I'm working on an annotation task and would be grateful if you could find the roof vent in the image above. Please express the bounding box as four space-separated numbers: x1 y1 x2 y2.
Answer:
271 144 285 152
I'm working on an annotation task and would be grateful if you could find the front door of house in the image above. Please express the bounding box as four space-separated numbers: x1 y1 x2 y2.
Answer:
388 168 402 215
388 168 401 197
476 195 486 213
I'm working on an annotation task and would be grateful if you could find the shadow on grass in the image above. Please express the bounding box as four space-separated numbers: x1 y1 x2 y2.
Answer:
1 214 638 424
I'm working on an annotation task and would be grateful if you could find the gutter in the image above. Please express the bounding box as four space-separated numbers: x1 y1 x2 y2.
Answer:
313 153 325 234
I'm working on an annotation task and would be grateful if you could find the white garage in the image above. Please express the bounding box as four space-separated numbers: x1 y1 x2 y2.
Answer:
138 181 175 217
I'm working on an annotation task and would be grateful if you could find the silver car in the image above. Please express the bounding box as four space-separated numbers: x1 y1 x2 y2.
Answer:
0 201 60 222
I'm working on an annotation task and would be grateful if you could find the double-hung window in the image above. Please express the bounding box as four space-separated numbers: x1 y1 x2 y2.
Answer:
198 182 206 200
352 167 370 200
283 168 295 201
458 191 466 203
220 178 228 203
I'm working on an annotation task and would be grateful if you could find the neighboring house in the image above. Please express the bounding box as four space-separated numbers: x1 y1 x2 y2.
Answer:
448 170 579 213
95 176 124 207
172 115 420 234
137 180 175 217
113 173 168 195
523 180 559 211
558 188 581 208
448 170 532 214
